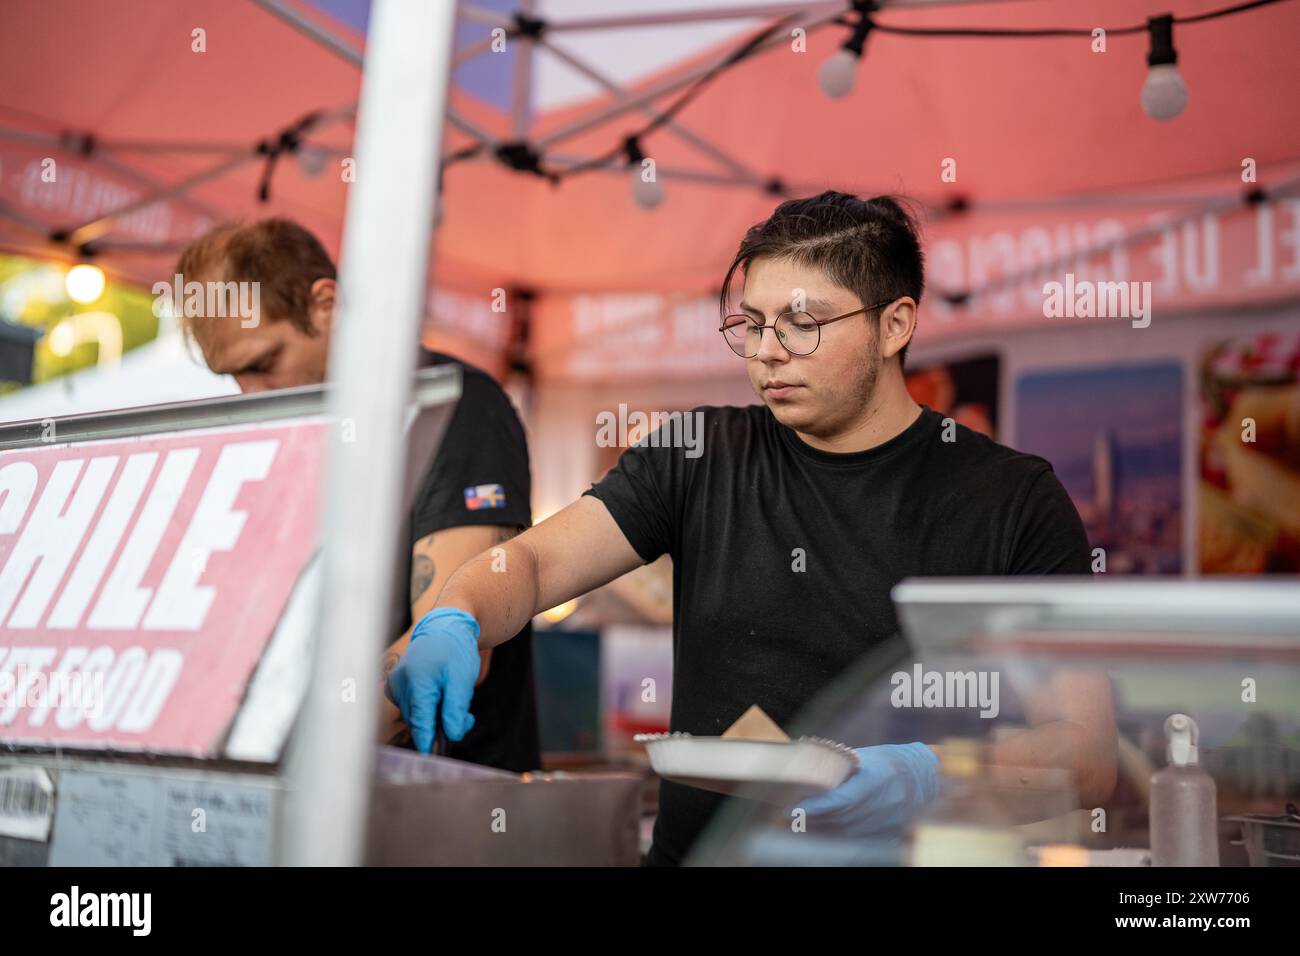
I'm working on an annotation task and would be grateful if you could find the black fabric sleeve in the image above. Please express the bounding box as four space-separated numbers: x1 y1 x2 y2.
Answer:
582 427 685 565
1006 466 1093 574
409 368 532 543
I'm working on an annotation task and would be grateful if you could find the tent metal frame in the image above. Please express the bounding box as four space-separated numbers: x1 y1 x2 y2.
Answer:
532 2 844 151
480 0 1026 33
6 0 1248 262
3 0 1026 255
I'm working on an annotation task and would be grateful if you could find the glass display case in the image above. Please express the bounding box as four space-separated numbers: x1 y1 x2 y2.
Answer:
689 579 1300 866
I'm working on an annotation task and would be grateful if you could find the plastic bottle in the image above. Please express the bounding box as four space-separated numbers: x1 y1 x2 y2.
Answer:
1150 714 1219 866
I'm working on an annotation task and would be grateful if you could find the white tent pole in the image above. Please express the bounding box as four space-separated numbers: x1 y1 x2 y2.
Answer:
280 0 458 868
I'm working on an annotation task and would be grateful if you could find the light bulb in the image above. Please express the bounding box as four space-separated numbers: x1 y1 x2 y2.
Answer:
65 263 105 304
819 49 858 99
48 319 76 356
1141 63 1187 120
631 170 663 210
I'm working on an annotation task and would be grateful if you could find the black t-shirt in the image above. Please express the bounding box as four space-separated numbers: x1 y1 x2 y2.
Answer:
394 350 541 773
584 404 1090 865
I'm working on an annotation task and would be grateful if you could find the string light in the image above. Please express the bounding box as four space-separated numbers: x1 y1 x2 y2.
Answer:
22 0 1290 229
65 262 105 304
625 136 664 210
1141 15 1188 120
819 1 876 99
433 0 1290 212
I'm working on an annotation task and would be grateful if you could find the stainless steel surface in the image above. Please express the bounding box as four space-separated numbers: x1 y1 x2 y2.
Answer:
894 577 1300 650
366 772 644 866
0 364 461 449
373 746 514 785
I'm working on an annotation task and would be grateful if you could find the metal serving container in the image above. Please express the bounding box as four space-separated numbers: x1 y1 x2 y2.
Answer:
366 748 643 866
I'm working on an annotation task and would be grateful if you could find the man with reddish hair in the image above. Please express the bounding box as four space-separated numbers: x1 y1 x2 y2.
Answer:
174 218 541 770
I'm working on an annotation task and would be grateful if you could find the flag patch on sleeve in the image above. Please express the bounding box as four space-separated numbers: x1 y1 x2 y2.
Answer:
464 483 507 510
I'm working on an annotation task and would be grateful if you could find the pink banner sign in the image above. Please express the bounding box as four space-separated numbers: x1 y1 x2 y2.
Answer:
0 422 326 755
0 140 214 246
533 196 1300 383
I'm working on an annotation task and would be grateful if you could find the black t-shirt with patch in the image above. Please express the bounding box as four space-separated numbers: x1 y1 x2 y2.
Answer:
395 350 541 773
584 404 1090 865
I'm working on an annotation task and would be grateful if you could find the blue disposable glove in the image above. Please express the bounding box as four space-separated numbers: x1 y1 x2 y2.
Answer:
793 742 941 837
385 607 481 754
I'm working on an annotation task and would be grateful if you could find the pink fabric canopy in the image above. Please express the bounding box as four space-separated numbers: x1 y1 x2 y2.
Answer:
3 0 1299 380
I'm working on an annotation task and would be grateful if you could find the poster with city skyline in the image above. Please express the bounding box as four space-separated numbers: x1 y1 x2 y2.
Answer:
1015 362 1183 575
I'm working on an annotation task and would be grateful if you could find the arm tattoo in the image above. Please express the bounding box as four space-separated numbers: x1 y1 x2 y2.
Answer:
381 652 401 679
409 553 435 605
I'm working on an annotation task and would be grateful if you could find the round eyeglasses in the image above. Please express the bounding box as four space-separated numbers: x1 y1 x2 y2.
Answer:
718 300 895 358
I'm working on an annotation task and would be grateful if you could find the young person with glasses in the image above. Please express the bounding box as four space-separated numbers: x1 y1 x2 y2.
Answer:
386 192 1117 866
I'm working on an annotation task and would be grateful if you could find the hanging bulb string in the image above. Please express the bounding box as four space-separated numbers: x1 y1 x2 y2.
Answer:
860 0 1288 39
438 0 1292 197
13 1 1284 220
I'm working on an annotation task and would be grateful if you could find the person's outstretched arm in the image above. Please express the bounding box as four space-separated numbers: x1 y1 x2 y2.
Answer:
376 524 513 747
386 496 645 751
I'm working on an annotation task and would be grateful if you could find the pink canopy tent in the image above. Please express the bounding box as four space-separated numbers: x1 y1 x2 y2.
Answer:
2 0 1300 382
3 0 1299 866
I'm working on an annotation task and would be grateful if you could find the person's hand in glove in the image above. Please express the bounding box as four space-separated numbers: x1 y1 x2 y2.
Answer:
793 742 941 836
385 607 481 753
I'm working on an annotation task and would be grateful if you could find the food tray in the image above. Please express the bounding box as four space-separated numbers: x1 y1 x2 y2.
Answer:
634 732 858 803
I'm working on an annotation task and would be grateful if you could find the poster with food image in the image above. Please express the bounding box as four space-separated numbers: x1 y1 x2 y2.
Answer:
1016 362 1183 575
1199 331 1300 573
905 354 1000 439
